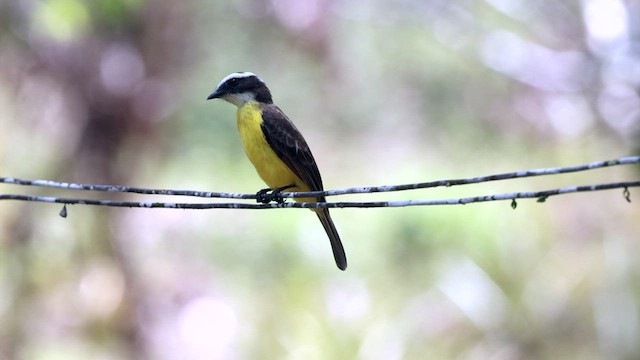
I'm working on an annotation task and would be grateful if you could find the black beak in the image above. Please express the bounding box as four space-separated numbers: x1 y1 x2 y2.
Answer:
207 90 223 100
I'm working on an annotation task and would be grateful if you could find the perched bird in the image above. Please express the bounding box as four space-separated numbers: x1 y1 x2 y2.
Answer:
207 72 347 270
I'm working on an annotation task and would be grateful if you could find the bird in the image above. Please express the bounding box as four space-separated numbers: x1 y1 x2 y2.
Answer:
207 72 347 270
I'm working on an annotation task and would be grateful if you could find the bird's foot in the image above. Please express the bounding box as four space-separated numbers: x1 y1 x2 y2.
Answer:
256 184 296 204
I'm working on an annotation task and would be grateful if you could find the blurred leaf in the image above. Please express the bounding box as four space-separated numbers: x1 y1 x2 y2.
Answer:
95 0 143 27
32 0 91 41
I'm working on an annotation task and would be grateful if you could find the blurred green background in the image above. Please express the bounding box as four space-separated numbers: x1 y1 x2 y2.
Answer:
1 0 639 359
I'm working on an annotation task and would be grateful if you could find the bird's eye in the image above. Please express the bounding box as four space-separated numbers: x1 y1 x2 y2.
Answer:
228 78 239 87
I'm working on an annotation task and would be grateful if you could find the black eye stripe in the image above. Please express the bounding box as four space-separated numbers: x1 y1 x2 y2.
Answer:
221 75 263 93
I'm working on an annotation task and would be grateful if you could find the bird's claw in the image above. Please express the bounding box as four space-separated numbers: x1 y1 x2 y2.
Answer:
256 188 277 204
256 184 295 204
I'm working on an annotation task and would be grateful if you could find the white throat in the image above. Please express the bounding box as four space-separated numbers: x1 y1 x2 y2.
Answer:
223 92 256 107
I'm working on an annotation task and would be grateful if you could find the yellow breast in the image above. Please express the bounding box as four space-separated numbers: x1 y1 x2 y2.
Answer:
236 101 307 192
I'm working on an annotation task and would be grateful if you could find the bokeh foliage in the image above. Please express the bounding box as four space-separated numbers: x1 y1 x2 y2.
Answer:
1 0 639 359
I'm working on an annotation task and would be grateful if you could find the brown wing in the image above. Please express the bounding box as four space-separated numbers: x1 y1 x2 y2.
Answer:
262 105 347 270
261 105 325 196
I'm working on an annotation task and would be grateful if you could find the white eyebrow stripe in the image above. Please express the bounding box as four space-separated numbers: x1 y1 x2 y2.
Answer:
217 72 259 88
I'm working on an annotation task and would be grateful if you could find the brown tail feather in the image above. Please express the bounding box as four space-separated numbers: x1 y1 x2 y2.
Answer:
316 208 347 270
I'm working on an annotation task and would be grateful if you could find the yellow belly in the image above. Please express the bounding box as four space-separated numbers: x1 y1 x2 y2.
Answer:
236 101 309 195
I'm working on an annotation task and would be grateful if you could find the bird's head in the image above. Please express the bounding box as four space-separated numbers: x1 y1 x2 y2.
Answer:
207 72 273 106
